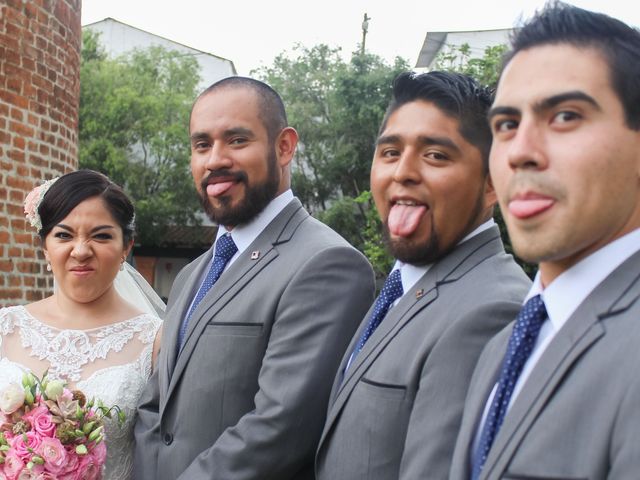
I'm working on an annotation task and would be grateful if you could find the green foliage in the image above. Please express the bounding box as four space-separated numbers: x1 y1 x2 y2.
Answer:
79 30 202 246
253 45 408 275
433 42 507 87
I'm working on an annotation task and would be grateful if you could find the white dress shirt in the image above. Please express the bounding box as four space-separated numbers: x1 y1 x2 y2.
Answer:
471 227 640 465
392 218 496 302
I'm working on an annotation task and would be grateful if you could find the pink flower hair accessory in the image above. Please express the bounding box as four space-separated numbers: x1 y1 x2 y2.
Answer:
23 177 59 233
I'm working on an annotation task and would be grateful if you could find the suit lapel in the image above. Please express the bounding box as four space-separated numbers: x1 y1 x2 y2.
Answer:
451 333 505 480
161 255 212 388
162 199 308 409
320 226 504 448
481 250 640 479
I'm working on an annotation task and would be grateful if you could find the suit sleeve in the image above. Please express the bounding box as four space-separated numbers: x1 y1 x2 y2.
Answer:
133 366 161 479
178 246 375 480
398 299 521 480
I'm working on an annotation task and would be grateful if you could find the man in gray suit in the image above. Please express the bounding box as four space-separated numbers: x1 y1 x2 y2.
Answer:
133 77 375 479
450 3 640 480
315 71 530 480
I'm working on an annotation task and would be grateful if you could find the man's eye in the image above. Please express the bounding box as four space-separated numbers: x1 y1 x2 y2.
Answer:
492 118 518 133
229 138 248 145
194 142 210 150
553 111 581 123
426 151 449 162
381 148 399 158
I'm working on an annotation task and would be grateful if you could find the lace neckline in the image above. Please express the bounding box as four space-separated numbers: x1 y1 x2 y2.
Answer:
0 306 161 383
15 305 151 332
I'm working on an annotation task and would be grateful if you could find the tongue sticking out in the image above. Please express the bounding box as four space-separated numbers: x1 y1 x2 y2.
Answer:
207 181 235 197
508 198 554 219
388 204 427 237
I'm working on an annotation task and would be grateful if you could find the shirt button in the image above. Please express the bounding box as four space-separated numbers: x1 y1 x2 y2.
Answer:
163 433 173 445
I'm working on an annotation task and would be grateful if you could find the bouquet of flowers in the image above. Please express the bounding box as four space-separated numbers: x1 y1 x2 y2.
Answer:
0 372 124 480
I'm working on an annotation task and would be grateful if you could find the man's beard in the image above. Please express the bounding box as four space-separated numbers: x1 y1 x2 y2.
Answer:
199 149 280 227
382 191 486 266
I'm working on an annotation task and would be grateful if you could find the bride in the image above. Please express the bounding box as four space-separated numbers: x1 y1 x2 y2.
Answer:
0 170 164 480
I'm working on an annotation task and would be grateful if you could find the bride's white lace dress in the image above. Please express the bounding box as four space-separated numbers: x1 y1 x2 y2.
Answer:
0 306 162 480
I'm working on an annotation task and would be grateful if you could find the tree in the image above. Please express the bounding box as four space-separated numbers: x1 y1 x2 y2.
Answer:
79 30 202 245
254 45 409 276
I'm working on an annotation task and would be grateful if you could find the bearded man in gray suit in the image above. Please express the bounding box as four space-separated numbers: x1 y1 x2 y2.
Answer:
315 71 530 480
450 3 640 480
133 77 375 480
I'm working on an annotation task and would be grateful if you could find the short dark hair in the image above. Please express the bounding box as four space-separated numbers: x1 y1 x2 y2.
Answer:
194 76 288 143
504 1 640 130
38 169 135 245
380 71 494 171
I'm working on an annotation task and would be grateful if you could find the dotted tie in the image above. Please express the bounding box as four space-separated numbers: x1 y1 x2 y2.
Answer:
177 234 238 349
348 269 403 366
472 295 547 480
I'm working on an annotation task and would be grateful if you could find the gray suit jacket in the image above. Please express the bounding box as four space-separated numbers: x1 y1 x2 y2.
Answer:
450 249 640 480
315 226 531 480
133 199 375 480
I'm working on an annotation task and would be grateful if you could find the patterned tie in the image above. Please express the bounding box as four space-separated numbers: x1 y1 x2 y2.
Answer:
472 295 547 480
177 234 238 349
347 269 403 368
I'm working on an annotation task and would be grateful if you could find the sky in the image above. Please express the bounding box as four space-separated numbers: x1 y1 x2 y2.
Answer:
81 0 640 76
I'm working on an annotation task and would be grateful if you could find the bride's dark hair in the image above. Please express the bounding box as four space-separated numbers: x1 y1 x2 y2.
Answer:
38 169 135 245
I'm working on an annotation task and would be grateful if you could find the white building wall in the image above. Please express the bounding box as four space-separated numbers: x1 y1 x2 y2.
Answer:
84 18 236 89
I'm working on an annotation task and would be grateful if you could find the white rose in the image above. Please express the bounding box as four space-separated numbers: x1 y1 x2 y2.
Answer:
0 383 26 414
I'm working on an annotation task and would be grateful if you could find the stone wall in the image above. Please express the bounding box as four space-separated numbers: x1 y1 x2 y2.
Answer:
0 0 81 305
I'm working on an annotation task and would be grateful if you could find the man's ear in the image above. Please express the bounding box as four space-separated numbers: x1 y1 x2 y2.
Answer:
483 173 498 209
275 127 298 168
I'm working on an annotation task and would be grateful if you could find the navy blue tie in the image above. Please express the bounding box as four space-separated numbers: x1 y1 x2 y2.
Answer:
347 269 403 368
178 234 238 349
472 295 547 480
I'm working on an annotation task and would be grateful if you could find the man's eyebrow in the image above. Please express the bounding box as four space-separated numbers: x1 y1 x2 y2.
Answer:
488 91 602 121
534 91 601 113
376 134 400 146
222 127 254 139
376 134 459 152
417 135 460 153
190 132 209 143
488 106 520 122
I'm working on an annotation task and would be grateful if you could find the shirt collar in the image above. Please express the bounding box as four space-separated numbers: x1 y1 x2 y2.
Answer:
525 227 640 334
393 218 496 294
215 189 294 256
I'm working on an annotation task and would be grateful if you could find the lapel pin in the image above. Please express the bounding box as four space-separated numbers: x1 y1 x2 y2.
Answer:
415 289 425 299
250 250 260 260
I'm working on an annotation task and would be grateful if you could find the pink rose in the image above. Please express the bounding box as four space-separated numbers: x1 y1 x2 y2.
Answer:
10 432 42 460
90 441 107 466
59 448 80 477
2 451 24 480
16 465 44 479
77 455 102 480
23 407 55 438
38 437 67 474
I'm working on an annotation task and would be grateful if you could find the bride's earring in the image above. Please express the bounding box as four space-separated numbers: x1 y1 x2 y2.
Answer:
120 261 125 271
46 263 52 272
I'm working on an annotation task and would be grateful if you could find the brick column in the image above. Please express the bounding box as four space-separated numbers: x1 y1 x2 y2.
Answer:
0 0 81 306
